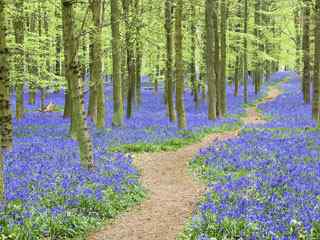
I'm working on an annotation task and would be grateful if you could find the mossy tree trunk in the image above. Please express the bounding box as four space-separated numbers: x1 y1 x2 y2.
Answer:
90 0 105 128
61 0 94 169
220 0 228 116
302 0 311 104
190 2 199 108
13 0 25 120
111 0 124 127
175 0 187 129
165 0 176 122
206 0 217 120
254 0 262 94
313 0 320 121
243 0 248 104
0 0 11 200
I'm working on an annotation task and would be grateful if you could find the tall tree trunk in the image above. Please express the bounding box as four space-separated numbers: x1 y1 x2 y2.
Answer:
254 0 262 94
233 0 241 97
90 0 105 128
165 0 176 122
213 2 221 116
13 0 25 120
243 0 248 103
313 0 320 121
206 0 217 120
302 0 311 104
111 0 124 126
61 0 94 169
220 0 227 116
190 1 199 108
87 36 97 123
0 0 12 151
123 0 136 119
28 12 37 105
175 0 186 128
135 0 143 106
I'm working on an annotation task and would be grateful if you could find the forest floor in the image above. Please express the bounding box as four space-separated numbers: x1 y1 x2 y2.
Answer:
87 85 282 240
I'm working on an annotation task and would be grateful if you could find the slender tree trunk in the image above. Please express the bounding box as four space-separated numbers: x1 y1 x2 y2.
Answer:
206 0 217 120
313 0 320 121
61 0 94 169
123 0 136 119
175 0 186 128
87 36 98 123
234 0 241 97
190 2 199 108
0 0 12 151
111 0 124 126
165 0 176 121
302 0 311 104
90 0 105 128
243 0 248 103
28 13 37 105
213 2 221 116
13 0 25 120
220 0 227 116
254 0 261 94
135 0 143 106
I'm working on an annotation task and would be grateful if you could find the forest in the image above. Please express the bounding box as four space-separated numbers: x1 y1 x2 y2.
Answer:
0 0 320 239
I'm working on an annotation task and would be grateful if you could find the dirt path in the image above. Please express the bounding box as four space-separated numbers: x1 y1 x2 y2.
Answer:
88 85 282 240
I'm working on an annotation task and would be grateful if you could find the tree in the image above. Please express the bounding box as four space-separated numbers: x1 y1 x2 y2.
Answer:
111 0 124 127
0 0 9 201
220 0 228 115
206 0 217 120
0 0 12 151
313 0 320 121
175 0 187 128
302 0 311 104
61 0 94 169
13 0 25 120
190 1 199 108
243 0 248 103
165 0 176 122
90 0 105 128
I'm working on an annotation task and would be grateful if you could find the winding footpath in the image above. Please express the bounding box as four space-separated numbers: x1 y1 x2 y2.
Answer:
88 84 282 240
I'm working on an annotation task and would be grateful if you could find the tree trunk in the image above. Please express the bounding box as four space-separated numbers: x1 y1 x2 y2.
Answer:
165 0 176 122
254 0 262 94
175 0 186 128
61 0 94 169
243 0 248 103
313 0 320 121
13 0 25 120
90 0 105 128
302 0 311 104
111 0 124 126
190 2 199 108
213 2 221 117
206 0 217 120
87 36 98 123
220 0 227 116
0 0 12 151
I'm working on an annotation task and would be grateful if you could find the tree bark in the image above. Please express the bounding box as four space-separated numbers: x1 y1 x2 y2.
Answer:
313 0 320 121
302 0 311 104
165 0 176 122
206 0 217 120
0 0 12 151
13 0 25 120
61 0 94 169
175 0 186 128
111 0 124 126
90 0 105 128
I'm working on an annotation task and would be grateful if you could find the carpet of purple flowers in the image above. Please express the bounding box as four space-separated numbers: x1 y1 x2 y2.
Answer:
181 72 320 240
1 73 284 239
